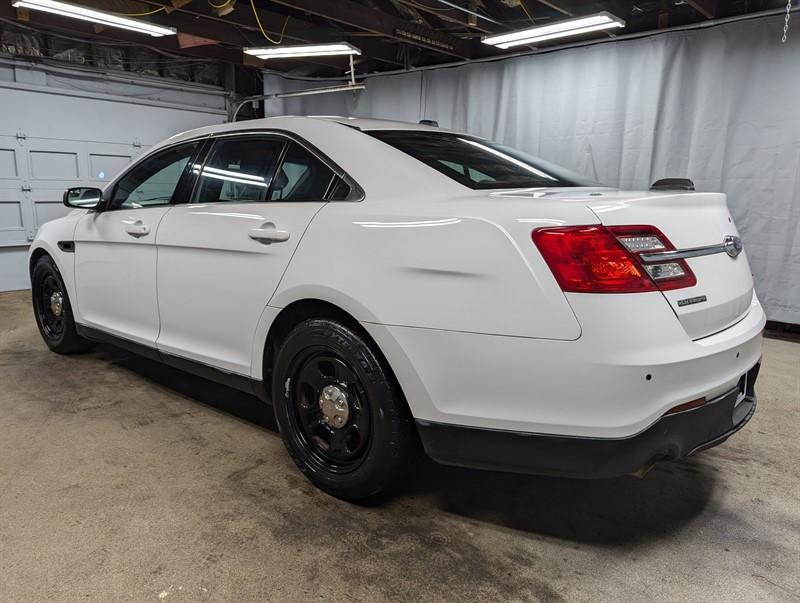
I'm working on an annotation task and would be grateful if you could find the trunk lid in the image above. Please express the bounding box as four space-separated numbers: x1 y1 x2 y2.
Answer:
582 190 754 339
494 187 754 339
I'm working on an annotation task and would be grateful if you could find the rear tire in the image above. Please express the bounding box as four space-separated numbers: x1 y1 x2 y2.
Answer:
272 318 417 502
31 255 92 354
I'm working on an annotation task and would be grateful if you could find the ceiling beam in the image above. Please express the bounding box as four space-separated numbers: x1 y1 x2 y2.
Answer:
267 0 474 58
525 0 631 18
528 0 573 16
394 0 493 32
136 0 405 67
2 0 409 78
684 0 716 19
0 3 245 63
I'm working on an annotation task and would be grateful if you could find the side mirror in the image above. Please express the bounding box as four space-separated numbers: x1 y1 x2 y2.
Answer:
63 187 105 210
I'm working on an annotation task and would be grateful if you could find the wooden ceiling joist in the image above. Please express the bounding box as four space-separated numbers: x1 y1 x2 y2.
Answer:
267 0 475 58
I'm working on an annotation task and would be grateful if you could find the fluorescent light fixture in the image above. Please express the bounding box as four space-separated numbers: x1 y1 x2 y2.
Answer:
11 0 176 37
483 12 624 49
244 43 361 60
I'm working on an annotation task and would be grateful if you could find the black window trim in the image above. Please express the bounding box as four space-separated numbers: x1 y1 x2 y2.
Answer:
101 135 211 212
180 128 364 205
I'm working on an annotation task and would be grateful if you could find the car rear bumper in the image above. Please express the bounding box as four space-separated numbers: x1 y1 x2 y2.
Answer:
365 291 765 439
416 362 759 478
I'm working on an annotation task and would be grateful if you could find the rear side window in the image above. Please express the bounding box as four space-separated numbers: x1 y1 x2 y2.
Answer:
193 136 285 204
367 130 598 190
270 142 335 201
328 177 352 201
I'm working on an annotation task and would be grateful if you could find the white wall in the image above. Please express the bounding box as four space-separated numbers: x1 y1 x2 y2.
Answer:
264 14 800 325
0 57 227 291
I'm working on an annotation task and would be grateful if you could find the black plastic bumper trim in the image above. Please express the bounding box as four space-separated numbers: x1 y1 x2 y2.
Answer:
416 362 760 479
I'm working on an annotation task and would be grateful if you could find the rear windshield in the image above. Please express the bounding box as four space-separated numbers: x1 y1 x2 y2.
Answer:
367 130 599 190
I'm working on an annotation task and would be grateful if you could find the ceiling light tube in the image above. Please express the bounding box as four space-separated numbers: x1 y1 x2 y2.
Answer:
494 22 627 48
11 0 177 37
483 12 624 49
244 43 361 60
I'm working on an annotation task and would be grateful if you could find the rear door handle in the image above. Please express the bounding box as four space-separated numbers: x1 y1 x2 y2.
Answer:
123 219 150 238
248 222 290 244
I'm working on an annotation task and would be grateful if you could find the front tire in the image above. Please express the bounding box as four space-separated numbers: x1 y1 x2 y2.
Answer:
272 318 417 501
31 255 92 354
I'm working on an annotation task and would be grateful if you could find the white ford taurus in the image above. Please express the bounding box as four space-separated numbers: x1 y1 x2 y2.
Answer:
29 116 763 500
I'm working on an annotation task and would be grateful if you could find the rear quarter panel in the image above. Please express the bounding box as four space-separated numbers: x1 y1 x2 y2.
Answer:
269 196 597 339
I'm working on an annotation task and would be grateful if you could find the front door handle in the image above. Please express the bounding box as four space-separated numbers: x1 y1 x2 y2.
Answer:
123 219 150 238
248 222 290 244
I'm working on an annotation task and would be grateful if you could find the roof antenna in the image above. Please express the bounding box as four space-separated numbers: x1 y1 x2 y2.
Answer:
419 119 439 127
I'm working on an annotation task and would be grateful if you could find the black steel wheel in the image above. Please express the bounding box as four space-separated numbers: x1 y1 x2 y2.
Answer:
289 349 372 472
31 254 92 354
272 318 418 501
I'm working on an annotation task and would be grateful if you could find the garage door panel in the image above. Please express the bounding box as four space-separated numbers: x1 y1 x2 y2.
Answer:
33 200 70 226
29 149 80 180
89 153 131 183
0 148 18 178
0 200 23 228
0 192 26 245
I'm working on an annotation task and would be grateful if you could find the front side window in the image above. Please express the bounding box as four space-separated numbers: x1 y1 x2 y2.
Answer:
270 142 335 201
367 130 600 190
193 136 285 204
110 141 198 210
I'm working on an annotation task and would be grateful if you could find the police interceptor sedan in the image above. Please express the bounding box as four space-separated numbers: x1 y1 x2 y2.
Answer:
29 117 762 500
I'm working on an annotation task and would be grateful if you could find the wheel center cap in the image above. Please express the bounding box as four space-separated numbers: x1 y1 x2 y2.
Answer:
319 384 349 428
50 292 64 317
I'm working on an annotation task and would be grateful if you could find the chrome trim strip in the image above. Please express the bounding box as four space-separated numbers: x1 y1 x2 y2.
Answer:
640 243 727 263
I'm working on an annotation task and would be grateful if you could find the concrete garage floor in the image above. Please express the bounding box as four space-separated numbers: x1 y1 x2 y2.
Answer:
1 290 798 602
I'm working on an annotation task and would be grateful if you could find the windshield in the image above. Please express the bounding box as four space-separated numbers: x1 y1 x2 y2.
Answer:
367 130 600 190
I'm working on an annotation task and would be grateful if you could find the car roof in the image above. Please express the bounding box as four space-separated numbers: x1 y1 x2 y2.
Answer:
150 115 474 201
308 116 457 132
161 115 462 148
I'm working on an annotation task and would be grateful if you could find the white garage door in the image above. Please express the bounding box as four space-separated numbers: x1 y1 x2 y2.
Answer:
0 133 137 247
0 59 227 291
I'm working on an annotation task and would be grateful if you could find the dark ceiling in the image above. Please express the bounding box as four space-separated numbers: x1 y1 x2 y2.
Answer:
1 0 789 81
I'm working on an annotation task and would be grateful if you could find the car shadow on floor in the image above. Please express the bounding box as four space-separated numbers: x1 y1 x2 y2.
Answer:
399 456 716 545
101 344 716 546
100 344 278 432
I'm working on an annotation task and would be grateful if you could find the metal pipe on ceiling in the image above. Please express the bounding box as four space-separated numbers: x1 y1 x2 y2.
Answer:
431 0 504 25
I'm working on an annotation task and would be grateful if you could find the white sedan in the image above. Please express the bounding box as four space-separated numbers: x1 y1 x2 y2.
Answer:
29 116 763 500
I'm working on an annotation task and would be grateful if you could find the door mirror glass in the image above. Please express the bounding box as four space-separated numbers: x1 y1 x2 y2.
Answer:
63 187 103 209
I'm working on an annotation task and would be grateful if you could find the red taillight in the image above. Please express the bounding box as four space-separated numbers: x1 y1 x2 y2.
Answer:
607 225 697 291
532 225 696 293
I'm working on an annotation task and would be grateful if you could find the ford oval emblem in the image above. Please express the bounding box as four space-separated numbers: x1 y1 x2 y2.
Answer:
723 235 743 258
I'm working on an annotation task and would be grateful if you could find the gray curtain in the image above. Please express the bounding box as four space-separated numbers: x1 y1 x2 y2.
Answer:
264 14 800 324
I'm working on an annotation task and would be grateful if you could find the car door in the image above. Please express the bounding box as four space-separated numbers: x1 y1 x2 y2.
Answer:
73 140 202 346
155 134 337 375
